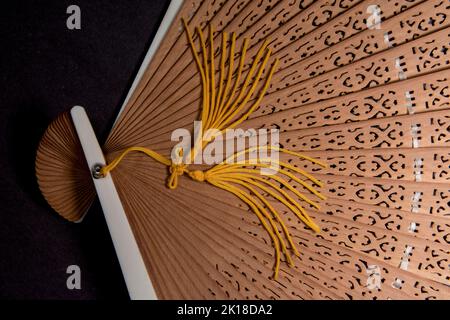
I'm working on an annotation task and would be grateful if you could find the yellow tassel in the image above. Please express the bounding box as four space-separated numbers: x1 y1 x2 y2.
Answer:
99 20 327 279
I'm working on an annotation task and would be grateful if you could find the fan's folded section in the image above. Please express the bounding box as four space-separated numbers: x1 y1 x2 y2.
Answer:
36 112 95 222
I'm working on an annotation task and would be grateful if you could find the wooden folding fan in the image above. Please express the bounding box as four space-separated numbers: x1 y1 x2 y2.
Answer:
36 0 450 299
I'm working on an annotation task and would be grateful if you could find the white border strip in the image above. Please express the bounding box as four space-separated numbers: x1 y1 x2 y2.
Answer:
71 106 157 300
113 0 184 125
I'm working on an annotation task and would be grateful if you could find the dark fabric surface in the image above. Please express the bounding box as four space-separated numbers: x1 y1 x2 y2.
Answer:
0 0 170 299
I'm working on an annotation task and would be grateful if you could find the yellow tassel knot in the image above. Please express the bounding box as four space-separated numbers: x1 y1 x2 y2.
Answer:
188 170 207 182
167 163 187 189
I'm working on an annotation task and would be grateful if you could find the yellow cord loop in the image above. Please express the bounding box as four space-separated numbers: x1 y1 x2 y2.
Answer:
167 163 187 189
99 21 327 280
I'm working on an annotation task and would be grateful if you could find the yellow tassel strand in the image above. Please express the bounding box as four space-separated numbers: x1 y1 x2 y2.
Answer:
99 20 327 280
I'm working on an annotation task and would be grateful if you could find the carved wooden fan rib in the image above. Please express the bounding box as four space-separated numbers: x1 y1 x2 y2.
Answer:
36 0 450 299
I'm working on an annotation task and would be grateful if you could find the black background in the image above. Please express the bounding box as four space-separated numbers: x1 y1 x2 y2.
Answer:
0 0 169 299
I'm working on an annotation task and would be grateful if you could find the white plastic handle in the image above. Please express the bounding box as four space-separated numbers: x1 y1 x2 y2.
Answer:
70 106 157 300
